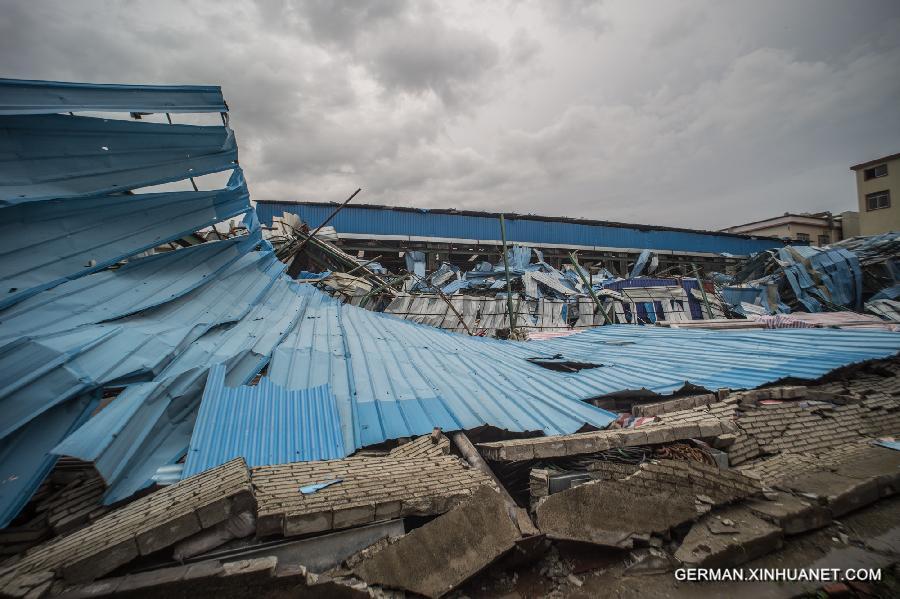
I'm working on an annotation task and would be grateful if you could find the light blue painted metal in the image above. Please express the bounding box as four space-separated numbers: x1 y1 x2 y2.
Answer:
0 235 255 333
0 114 237 205
629 249 653 277
52 272 310 504
270 286 613 452
0 392 98 527
268 285 900 455
0 168 251 308
0 245 287 515
182 364 345 478
255 201 788 256
0 78 227 115
0 247 284 443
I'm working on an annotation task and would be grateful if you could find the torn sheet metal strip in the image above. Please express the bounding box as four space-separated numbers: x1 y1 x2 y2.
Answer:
0 78 227 115
0 168 251 308
0 114 238 205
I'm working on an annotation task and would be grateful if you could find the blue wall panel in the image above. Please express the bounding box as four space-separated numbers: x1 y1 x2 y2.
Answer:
256 202 785 256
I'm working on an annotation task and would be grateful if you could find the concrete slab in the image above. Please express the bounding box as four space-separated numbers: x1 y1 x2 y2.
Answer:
786 470 880 517
352 485 520 598
675 505 783 568
744 491 831 535
535 479 696 548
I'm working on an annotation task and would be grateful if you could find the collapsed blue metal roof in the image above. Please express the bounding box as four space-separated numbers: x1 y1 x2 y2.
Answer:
0 115 238 205
265 285 900 457
2 76 898 530
0 168 250 307
255 201 788 256
182 364 345 478
0 78 248 525
0 78 227 115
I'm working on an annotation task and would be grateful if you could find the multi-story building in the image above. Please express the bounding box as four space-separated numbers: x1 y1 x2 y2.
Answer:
851 152 900 236
721 212 848 246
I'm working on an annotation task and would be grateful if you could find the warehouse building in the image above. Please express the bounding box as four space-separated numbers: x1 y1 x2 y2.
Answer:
255 201 791 276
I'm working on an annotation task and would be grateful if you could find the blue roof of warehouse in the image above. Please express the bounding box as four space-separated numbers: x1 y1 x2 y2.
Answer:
255 200 790 256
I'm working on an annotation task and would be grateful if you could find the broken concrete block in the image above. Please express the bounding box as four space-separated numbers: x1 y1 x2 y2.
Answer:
786 471 880 517
173 511 256 561
744 492 831 535
563 435 599 455
532 438 567 459
61 539 140 584
136 511 202 556
831 446 900 498
284 511 333 537
352 486 520 598
535 479 696 548
675 505 783 568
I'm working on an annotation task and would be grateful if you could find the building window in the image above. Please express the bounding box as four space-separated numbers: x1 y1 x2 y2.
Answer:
866 190 891 211
796 233 810 242
864 163 888 180
818 234 830 246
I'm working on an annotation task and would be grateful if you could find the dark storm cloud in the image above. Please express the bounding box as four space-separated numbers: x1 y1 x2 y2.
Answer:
1 0 899 228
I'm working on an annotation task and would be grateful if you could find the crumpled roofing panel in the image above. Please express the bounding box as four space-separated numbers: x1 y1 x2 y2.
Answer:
51 266 309 504
268 286 613 451
268 286 900 456
0 168 251 308
0 234 255 330
0 114 237 205
0 245 283 443
0 78 251 524
181 364 345 478
0 78 227 115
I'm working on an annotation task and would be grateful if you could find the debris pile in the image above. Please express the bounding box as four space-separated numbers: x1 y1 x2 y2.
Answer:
721 233 900 324
1 78 899 598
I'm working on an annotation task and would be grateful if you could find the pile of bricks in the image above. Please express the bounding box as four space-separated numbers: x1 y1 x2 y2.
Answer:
253 438 494 538
0 459 255 595
478 407 736 462
632 392 721 417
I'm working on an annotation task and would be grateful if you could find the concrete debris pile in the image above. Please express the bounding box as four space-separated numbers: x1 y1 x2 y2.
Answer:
2 77 900 598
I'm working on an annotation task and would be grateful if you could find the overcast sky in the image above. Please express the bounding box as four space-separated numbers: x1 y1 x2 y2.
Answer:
2 1 899 229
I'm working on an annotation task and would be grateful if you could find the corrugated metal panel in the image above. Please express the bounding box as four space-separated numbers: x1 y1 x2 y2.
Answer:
0 234 255 330
268 285 900 455
0 168 251 308
529 325 900 393
0 392 98 527
256 202 784 256
0 114 237 205
51 273 310 504
182 364 344 478
0 245 283 443
0 78 226 115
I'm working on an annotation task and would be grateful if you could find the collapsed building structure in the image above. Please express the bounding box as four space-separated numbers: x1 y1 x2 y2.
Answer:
1 78 900 598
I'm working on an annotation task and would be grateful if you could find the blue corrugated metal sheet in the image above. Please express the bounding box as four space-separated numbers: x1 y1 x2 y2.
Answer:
182 364 344 478
0 243 281 443
0 168 251 308
268 285 900 455
0 234 255 332
51 270 310 504
0 114 237 205
0 78 226 115
256 202 785 256
0 392 98 529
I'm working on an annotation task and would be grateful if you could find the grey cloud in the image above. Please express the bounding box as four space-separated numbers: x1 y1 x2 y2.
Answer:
1 0 898 229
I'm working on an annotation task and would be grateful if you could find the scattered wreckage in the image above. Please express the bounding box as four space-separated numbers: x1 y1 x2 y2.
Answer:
1 78 900 599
